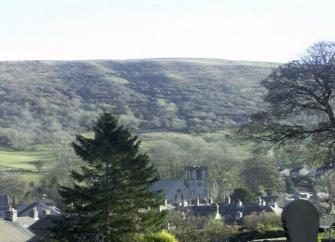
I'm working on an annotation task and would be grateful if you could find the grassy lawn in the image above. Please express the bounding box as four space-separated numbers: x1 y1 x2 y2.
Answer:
0 145 56 181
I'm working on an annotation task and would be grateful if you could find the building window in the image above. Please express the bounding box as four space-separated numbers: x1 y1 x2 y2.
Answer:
196 170 202 180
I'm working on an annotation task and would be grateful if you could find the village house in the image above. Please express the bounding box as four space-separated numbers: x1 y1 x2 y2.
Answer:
289 166 313 178
279 167 291 177
173 196 282 224
154 166 284 224
0 194 61 241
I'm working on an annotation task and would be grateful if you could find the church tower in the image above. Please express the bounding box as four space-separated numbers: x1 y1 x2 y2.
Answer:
183 166 209 200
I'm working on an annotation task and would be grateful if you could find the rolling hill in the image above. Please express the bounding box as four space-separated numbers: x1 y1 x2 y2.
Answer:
0 58 278 148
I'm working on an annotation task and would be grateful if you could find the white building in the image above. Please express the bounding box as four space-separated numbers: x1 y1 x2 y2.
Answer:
152 166 209 203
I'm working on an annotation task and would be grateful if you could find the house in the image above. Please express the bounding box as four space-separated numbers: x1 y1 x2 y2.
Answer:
290 167 311 178
284 192 329 205
152 166 209 203
218 198 282 224
175 196 282 224
0 218 35 242
0 207 37 241
17 201 61 218
0 195 61 242
279 168 291 177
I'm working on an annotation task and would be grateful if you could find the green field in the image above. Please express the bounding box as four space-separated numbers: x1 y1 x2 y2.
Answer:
0 146 55 180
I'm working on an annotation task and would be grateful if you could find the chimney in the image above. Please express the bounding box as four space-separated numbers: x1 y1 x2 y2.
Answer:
183 200 188 207
273 202 279 208
208 197 213 204
32 207 39 220
5 207 17 222
42 209 50 217
234 211 243 220
195 198 200 206
258 196 262 206
164 199 168 206
237 200 243 207
227 196 231 205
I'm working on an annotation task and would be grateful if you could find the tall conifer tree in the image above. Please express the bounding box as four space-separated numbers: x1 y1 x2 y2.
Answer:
53 112 165 241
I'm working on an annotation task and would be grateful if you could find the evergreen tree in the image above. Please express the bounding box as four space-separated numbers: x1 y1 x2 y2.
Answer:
53 112 165 241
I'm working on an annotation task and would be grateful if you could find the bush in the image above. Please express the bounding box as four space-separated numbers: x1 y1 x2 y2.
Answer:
244 212 282 231
166 211 239 242
136 231 178 242
231 187 256 204
320 228 335 240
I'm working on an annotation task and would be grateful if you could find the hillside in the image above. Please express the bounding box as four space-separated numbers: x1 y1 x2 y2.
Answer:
0 58 278 148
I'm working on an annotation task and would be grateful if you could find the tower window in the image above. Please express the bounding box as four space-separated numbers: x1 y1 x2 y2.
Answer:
196 169 202 179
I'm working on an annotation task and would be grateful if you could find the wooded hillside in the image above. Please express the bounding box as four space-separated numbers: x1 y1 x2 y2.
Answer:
0 58 277 148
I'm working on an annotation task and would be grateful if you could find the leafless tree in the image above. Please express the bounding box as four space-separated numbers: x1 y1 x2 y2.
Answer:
240 41 335 212
240 41 335 164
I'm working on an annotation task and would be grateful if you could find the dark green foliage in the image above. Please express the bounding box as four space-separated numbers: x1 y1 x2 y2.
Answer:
0 59 276 148
284 176 295 193
291 176 314 192
52 112 165 241
241 157 284 196
230 188 256 204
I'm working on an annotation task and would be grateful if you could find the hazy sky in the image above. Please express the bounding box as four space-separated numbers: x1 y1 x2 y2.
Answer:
1 0 335 62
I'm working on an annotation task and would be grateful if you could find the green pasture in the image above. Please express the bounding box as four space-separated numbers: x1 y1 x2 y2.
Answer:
0 146 55 180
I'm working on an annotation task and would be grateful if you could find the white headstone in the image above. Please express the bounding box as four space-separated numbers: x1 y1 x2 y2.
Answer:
281 199 319 242
214 203 221 220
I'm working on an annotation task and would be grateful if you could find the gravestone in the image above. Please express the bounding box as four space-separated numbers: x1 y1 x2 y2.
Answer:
281 199 319 242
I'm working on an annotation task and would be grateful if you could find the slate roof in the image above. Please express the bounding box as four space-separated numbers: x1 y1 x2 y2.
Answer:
0 219 35 242
290 167 304 172
16 216 37 229
29 216 59 240
186 204 216 216
17 202 61 217
179 203 281 224
279 168 291 172
151 180 177 194
218 203 274 223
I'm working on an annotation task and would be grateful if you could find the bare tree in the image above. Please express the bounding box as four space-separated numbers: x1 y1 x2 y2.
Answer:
240 41 335 164
240 41 335 212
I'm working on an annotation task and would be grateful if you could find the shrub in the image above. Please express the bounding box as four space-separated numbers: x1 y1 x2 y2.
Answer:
231 188 256 204
136 231 179 242
320 228 335 240
166 211 239 242
244 212 282 231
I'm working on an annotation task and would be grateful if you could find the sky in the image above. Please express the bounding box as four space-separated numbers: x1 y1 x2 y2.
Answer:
1 0 335 62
